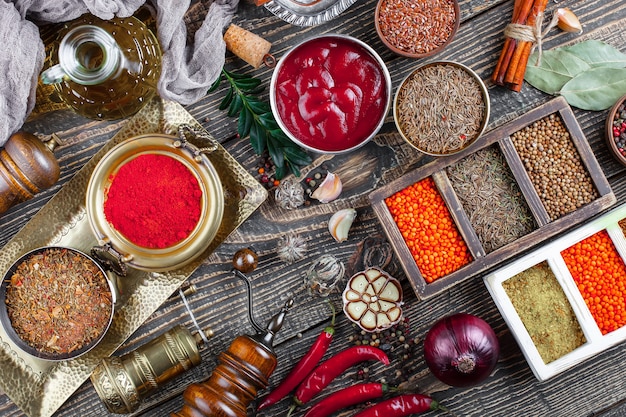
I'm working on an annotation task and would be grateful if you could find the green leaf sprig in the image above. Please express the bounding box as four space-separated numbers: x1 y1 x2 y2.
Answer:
209 68 312 179
525 40 626 111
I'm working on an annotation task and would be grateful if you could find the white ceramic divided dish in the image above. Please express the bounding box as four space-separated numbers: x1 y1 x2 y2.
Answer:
484 202 626 381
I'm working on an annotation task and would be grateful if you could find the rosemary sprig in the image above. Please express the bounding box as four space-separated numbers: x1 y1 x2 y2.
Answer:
209 68 312 179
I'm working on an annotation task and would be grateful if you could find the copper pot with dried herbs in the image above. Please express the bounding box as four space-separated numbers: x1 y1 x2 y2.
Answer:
0 246 116 361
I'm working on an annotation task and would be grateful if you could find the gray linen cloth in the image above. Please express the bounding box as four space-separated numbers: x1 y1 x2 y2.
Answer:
0 0 239 146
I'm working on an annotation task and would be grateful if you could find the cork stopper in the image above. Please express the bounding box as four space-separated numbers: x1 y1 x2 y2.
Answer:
224 24 273 69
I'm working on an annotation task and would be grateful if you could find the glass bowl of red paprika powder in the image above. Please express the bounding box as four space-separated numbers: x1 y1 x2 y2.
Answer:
270 34 392 154
86 133 224 272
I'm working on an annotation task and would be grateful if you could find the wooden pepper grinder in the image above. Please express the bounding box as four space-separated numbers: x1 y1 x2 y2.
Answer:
0 131 60 215
172 298 293 417
172 249 292 417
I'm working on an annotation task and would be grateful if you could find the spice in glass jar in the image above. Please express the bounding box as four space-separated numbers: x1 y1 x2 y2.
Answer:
5 248 112 355
104 154 203 249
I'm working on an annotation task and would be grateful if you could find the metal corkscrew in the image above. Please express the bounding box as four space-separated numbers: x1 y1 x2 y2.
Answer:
172 248 294 417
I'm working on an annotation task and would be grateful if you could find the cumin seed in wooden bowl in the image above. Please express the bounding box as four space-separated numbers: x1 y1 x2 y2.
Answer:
393 61 490 156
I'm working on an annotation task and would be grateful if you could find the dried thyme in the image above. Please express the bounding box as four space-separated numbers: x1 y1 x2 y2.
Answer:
6 248 112 355
502 261 586 364
396 64 485 154
446 145 537 253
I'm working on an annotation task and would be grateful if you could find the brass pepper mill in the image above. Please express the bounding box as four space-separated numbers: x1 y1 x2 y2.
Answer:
0 131 60 215
172 299 293 417
91 286 214 414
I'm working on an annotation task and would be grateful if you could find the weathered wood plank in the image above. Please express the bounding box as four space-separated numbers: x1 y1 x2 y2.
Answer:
1 0 626 416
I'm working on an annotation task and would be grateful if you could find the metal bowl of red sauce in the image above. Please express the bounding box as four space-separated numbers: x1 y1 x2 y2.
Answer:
0 246 115 361
86 132 224 272
270 34 392 154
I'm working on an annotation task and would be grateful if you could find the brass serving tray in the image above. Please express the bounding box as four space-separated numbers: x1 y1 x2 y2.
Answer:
0 98 268 417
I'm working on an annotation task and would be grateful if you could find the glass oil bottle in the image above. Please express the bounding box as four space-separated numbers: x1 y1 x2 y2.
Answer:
40 14 161 120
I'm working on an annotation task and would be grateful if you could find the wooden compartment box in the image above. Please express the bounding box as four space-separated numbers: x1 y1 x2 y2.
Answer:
369 97 615 300
484 203 626 381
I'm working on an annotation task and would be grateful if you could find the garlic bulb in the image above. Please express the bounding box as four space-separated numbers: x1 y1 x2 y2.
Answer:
329 208 357 242
311 172 342 203
342 267 403 332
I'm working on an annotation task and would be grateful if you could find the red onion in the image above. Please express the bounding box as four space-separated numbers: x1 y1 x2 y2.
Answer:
423 313 499 387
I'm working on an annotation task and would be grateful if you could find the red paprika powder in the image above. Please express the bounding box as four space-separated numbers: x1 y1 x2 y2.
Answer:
104 153 202 249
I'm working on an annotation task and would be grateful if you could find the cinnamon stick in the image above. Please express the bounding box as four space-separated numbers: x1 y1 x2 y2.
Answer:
491 0 523 84
491 0 536 86
506 0 549 89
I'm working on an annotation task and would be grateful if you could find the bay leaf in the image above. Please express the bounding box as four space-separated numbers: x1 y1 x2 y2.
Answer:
561 40 626 68
525 49 590 94
560 67 626 111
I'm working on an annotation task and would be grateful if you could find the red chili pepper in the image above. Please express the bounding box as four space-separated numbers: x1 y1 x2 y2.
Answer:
303 382 388 417
294 345 390 406
352 394 443 417
257 304 336 411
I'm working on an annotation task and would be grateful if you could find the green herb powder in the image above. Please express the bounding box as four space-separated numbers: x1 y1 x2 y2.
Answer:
502 261 586 364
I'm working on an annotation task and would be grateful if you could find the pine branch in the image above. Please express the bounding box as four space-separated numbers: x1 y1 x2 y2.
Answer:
209 68 312 179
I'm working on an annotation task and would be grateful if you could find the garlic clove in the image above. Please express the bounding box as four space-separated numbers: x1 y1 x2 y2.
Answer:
556 8 583 34
328 208 357 242
311 171 342 203
342 267 403 333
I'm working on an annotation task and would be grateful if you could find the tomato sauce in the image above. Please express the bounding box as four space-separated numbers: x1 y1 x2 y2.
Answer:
274 37 388 152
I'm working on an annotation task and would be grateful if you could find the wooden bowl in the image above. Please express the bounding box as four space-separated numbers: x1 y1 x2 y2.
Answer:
605 93 626 167
375 0 460 58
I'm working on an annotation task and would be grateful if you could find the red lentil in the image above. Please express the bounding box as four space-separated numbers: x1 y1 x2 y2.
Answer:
561 230 626 335
377 0 457 56
385 177 472 283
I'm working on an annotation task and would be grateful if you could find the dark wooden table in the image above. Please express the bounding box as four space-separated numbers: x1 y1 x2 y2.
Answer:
2 0 626 416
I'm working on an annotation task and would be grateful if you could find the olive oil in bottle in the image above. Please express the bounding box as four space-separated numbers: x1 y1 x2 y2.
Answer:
41 14 161 120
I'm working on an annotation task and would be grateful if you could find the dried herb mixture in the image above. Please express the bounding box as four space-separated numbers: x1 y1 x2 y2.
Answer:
447 145 537 253
502 261 586 364
6 248 112 355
